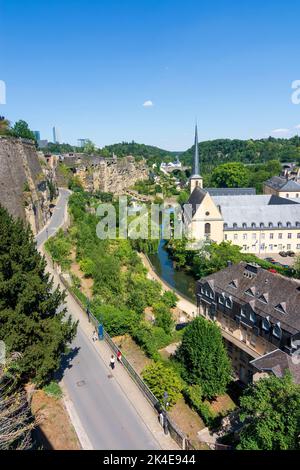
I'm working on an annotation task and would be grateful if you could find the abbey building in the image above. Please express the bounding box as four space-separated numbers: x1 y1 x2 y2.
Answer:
185 127 300 255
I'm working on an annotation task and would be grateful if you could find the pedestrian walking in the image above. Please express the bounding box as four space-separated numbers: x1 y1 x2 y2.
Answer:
92 330 98 342
110 355 115 370
117 350 122 363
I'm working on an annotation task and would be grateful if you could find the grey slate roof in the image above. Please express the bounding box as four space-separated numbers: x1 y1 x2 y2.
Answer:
212 194 300 229
206 187 256 196
264 176 300 192
187 186 207 216
198 262 300 334
250 349 300 384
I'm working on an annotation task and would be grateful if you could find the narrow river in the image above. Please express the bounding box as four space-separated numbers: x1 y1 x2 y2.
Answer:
148 240 196 302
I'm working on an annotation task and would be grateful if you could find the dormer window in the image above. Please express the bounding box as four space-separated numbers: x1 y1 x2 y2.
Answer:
245 287 255 297
287 222 291 228
229 279 238 289
219 293 225 305
250 311 256 323
251 223 256 228
273 322 282 339
241 308 246 318
233 223 238 229
269 222 273 228
260 223 264 228
275 302 287 314
224 223 228 229
225 296 233 308
242 223 247 229
262 316 271 331
258 293 269 304
278 222 282 228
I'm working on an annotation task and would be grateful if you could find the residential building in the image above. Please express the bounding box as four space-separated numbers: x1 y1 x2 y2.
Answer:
263 175 300 199
184 126 300 254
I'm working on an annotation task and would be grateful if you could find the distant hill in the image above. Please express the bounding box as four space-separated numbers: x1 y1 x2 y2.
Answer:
180 136 300 171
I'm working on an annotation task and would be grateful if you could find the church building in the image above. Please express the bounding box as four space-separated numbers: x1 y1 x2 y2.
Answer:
185 127 300 255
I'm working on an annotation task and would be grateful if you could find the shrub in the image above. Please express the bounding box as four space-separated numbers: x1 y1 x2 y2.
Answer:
132 321 172 359
142 362 183 408
43 381 63 399
92 304 139 337
153 302 174 334
161 291 178 308
183 384 216 426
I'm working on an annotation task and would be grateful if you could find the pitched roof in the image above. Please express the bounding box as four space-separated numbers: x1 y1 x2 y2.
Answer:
198 262 300 334
187 186 207 216
250 349 300 384
211 194 300 228
264 176 300 192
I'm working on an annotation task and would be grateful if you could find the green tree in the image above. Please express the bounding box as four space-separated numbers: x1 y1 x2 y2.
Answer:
0 206 77 385
142 362 183 408
237 374 300 450
153 302 174 334
12 120 36 141
92 303 139 337
211 162 250 188
0 116 11 135
177 190 190 206
177 316 232 399
83 139 96 155
161 290 178 308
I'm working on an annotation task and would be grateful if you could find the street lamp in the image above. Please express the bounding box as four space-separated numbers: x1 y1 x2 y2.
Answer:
162 391 169 435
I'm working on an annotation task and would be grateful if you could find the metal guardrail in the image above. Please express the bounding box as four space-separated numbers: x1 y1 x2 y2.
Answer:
58 272 189 450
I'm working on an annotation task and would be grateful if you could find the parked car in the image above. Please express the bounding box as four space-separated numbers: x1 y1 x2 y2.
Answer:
286 251 295 257
282 264 290 269
279 251 288 257
265 257 275 263
268 268 277 273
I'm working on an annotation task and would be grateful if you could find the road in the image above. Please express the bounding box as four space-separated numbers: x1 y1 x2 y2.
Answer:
36 189 159 450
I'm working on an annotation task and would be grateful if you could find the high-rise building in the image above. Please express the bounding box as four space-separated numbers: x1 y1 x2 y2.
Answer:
78 138 89 148
33 130 41 141
52 126 60 144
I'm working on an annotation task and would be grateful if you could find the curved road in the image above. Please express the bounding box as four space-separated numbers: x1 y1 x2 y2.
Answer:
36 189 159 450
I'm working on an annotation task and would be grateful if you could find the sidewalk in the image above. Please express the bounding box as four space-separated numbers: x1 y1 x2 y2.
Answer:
42 250 179 451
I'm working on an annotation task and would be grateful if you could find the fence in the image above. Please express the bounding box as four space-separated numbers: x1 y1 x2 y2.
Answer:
58 271 189 450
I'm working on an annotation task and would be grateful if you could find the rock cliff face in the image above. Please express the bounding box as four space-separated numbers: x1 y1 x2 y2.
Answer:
62 155 149 194
0 136 51 234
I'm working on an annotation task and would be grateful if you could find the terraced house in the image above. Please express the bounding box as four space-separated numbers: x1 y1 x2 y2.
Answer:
196 262 300 385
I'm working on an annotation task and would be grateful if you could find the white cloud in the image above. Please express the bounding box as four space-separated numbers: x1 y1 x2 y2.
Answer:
143 100 153 107
294 124 300 129
271 128 290 134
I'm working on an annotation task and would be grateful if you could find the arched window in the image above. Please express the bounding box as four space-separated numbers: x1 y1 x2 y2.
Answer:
224 223 228 229
242 223 247 229
269 222 273 228
233 223 238 229
251 222 256 228
278 222 282 228
260 222 264 228
205 223 211 237
287 222 291 228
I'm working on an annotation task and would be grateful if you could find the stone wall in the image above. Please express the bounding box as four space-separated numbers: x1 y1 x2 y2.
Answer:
0 136 52 234
63 155 149 194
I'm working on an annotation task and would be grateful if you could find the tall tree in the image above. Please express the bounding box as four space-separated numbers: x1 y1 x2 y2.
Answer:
210 162 250 188
177 316 232 399
0 206 77 385
237 374 300 450
12 120 36 141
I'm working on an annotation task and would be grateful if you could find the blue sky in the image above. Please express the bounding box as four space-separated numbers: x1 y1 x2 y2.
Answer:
1 0 300 150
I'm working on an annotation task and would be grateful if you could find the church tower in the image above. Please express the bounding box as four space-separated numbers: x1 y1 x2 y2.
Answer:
190 124 203 193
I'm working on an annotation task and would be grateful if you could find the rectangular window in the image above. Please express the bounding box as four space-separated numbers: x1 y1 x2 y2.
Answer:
278 244 283 250
270 233 274 239
224 234 228 240
269 244 273 251
278 233 283 239
243 233 247 240
261 233 265 240
288 233 292 239
252 233 256 240
297 244 300 249
287 244 291 250
297 233 300 239
234 234 238 240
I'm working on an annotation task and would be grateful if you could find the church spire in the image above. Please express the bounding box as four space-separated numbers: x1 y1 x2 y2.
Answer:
192 124 200 177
